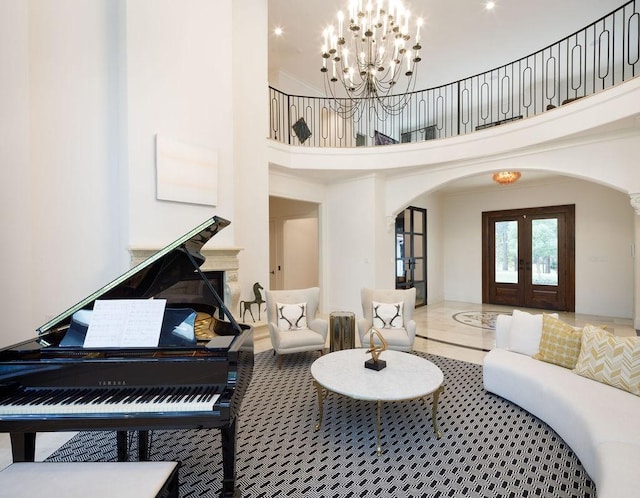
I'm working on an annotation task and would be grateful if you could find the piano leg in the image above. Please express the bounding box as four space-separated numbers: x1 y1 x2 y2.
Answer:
220 420 240 498
9 432 36 462
138 430 149 461
116 431 149 461
116 431 128 461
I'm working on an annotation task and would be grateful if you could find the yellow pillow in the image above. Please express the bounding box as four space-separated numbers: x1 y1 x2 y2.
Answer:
573 324 640 396
533 314 582 369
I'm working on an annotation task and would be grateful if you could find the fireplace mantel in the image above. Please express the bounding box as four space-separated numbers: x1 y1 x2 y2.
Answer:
129 246 242 318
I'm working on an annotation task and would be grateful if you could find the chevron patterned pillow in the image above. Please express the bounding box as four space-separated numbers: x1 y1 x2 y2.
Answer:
573 324 640 396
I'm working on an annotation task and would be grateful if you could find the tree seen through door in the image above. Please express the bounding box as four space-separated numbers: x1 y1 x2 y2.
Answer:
495 218 558 286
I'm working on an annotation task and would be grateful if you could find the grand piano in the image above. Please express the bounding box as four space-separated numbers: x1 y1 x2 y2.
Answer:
0 216 253 498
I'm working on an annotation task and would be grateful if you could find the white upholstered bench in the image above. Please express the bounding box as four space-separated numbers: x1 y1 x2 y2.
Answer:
0 461 179 497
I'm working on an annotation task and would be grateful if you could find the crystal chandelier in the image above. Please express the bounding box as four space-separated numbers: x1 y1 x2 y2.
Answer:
321 0 423 121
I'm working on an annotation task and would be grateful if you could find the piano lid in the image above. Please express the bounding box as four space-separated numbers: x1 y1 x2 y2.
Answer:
37 216 231 335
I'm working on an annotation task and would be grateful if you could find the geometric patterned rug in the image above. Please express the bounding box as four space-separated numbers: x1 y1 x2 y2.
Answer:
46 350 595 497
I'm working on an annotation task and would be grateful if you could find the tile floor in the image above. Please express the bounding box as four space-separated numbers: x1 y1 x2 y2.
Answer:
0 301 634 470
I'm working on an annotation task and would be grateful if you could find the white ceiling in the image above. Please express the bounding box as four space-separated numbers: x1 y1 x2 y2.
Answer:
267 0 627 191
268 0 625 93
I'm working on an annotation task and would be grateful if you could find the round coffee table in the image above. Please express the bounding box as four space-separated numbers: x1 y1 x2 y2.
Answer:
310 349 444 455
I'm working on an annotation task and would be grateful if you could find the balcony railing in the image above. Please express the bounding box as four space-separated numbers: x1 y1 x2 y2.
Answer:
269 0 639 148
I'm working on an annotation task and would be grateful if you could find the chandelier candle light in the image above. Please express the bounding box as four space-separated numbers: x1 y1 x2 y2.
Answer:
321 0 423 119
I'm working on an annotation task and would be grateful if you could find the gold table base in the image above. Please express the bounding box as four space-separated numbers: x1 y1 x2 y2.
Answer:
313 380 444 456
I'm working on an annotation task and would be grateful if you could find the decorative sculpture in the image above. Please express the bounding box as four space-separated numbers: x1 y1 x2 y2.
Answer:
365 328 388 371
239 282 265 322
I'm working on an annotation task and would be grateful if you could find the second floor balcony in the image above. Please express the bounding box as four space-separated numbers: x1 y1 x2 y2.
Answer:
269 0 639 149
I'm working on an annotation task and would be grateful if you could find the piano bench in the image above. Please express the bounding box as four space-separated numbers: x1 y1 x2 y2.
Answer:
0 461 179 498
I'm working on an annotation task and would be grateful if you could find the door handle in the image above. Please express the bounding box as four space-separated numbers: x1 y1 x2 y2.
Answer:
518 259 531 271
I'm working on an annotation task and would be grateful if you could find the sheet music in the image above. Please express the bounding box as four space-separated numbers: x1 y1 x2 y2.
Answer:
84 299 167 348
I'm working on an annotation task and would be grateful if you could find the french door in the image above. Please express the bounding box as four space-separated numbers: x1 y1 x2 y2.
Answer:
395 206 427 306
482 205 575 311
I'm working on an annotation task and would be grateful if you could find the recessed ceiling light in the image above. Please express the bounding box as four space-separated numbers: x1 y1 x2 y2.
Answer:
485 1 496 10
274 26 283 36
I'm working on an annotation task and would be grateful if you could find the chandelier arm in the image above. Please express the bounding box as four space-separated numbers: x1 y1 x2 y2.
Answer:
320 0 423 125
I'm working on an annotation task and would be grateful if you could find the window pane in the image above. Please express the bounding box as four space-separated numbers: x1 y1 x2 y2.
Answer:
532 218 558 286
414 259 424 281
405 234 413 257
395 211 405 234
414 234 423 257
413 210 424 234
495 221 518 283
396 234 405 278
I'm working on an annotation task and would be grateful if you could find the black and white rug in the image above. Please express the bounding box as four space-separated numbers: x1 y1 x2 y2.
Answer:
46 351 595 497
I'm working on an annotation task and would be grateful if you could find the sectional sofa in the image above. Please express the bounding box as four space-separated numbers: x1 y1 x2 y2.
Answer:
483 311 640 497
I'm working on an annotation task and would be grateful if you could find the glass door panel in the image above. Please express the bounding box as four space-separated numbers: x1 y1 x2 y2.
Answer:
414 233 423 258
413 209 423 233
396 234 405 281
495 220 518 284
531 218 558 286
395 206 427 306
405 233 413 257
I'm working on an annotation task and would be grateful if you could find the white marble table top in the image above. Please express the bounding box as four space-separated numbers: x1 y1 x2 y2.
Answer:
310 349 443 401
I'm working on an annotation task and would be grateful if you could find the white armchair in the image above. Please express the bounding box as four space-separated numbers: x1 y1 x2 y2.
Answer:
266 287 328 368
357 287 417 351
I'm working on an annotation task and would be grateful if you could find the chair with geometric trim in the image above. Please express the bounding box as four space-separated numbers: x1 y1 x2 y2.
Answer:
265 287 328 368
357 287 417 352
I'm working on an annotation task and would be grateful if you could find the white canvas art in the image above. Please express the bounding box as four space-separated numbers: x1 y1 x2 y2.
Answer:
155 135 218 206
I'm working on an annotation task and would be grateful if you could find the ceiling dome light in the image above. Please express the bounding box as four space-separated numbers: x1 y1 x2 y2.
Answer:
492 171 521 185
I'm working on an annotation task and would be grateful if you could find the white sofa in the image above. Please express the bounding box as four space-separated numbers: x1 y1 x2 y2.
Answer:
483 314 640 498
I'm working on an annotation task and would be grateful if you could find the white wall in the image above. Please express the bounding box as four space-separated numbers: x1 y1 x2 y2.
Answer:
233 0 270 297
0 1 33 345
323 176 379 314
125 0 236 247
20 1 124 341
442 178 634 317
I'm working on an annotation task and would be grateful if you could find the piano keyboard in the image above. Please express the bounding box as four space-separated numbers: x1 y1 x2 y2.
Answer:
0 386 221 416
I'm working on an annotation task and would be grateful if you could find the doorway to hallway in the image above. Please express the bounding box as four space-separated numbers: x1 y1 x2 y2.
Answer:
269 197 319 290
482 205 575 311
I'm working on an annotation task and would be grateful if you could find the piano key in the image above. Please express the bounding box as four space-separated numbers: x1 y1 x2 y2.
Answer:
0 387 221 415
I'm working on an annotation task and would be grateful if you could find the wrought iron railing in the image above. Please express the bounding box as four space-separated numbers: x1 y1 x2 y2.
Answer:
269 0 639 148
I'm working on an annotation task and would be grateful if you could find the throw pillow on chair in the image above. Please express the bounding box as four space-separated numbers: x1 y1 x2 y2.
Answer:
276 302 307 331
372 301 404 329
